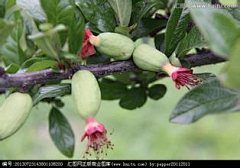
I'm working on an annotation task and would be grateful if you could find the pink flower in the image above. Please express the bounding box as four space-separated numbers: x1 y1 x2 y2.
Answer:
162 63 202 89
79 29 96 58
81 117 113 159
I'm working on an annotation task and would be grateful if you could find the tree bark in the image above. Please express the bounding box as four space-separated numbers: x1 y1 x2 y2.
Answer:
0 51 226 88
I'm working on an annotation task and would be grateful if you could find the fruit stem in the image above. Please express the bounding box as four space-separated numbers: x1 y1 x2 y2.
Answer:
162 63 179 76
89 35 101 46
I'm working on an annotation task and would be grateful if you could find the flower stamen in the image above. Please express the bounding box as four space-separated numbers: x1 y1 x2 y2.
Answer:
81 117 113 159
162 63 202 89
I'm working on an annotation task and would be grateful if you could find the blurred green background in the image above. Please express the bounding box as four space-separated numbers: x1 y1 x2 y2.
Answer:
1 63 240 160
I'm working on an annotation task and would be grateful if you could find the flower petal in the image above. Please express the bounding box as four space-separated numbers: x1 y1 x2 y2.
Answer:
79 29 96 58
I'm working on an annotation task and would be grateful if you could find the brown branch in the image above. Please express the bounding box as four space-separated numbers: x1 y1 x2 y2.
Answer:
0 51 226 88
184 51 226 67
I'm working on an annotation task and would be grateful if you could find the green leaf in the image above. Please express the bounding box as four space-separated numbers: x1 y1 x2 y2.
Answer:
221 37 240 89
40 0 75 44
21 57 50 68
68 7 85 55
229 8 240 22
195 73 216 82
108 0 132 27
135 71 157 84
131 0 165 24
5 63 19 73
170 78 240 124
28 24 66 61
33 84 71 105
5 0 16 12
114 26 131 36
26 60 57 72
177 26 206 58
77 0 116 32
119 87 147 110
132 18 167 39
154 33 165 52
99 78 128 100
49 107 75 158
0 0 6 18
0 19 14 47
148 84 166 100
188 0 240 59
113 72 133 85
165 0 190 57
86 54 110 64
40 0 75 25
0 14 26 65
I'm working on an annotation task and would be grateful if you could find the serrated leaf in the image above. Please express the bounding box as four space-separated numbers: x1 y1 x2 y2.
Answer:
108 0 132 27
77 0 116 32
40 0 75 44
132 18 167 39
177 26 206 58
221 37 240 89
119 87 147 110
188 0 240 59
49 107 75 158
99 78 128 100
26 60 57 72
33 84 71 105
165 0 190 57
170 78 240 124
148 84 166 100
0 19 14 47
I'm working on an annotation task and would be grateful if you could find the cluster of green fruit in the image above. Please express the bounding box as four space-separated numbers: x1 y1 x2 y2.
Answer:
82 30 201 89
72 30 201 158
0 30 201 158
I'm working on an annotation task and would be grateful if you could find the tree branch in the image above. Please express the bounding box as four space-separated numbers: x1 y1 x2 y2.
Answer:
184 51 226 67
0 51 226 88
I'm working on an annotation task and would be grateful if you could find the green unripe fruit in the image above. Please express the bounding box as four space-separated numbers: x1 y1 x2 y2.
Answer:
72 70 101 119
91 33 135 60
0 92 33 140
133 44 169 72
